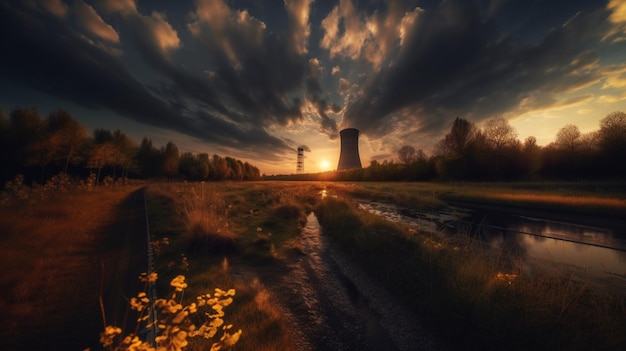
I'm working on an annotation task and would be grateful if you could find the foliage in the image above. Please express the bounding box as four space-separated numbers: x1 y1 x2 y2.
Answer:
0 106 262 187
98 275 241 351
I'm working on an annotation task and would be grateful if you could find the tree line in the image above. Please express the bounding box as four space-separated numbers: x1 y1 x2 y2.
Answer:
0 106 261 186
267 111 626 182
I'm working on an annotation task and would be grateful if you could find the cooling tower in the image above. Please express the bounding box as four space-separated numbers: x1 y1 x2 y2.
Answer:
337 128 362 170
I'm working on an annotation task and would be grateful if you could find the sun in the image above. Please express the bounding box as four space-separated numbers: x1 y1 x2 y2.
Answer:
320 160 330 171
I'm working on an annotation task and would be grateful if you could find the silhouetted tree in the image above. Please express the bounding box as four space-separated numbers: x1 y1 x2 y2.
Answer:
442 117 478 158
483 117 518 151
111 130 137 179
88 142 115 184
398 145 417 165
212 155 230 180
93 128 114 144
0 106 9 182
136 138 160 178
435 117 480 179
197 153 210 179
160 141 180 178
482 117 519 179
47 109 89 174
179 152 212 180
556 124 581 155
522 136 541 178
9 107 47 182
243 161 260 180
598 111 626 176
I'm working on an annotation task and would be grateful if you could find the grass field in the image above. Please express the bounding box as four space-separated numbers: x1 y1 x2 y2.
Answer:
1 180 624 350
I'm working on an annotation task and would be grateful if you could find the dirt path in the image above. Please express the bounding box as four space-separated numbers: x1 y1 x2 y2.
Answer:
98 188 150 335
258 212 445 351
0 186 148 350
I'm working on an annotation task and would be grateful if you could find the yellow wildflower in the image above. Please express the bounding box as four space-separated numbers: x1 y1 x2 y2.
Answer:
170 275 188 291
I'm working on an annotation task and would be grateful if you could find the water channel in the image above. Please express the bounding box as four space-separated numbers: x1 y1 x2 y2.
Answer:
356 200 626 290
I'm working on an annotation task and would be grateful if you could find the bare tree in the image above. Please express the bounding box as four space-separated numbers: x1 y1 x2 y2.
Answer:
481 117 519 177
483 117 518 151
523 136 537 152
598 111 626 153
555 124 581 154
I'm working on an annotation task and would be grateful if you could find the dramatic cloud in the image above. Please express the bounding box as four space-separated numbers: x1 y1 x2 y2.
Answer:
0 0 293 162
73 0 120 44
305 58 339 137
95 0 137 16
285 0 313 54
1 0 624 173
40 0 68 17
341 0 614 139
320 0 423 69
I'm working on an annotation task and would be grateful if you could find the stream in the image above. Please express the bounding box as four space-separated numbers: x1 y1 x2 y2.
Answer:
356 200 626 290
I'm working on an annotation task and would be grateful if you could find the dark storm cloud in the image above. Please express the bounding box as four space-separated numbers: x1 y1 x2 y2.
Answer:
121 11 232 117
0 1 172 127
343 0 612 138
188 1 306 128
0 1 292 160
305 58 339 138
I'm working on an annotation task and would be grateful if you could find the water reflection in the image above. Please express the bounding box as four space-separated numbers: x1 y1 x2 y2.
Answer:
458 210 626 277
356 200 626 284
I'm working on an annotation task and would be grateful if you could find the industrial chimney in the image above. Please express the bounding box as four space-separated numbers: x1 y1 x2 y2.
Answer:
337 128 362 170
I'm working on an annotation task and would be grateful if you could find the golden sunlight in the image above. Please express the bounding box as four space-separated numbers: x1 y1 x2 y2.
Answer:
320 160 330 171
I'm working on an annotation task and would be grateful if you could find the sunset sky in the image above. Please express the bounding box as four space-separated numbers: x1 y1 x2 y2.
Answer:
1 0 626 175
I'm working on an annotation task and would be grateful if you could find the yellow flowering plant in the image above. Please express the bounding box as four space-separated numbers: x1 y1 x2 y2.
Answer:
98 274 241 351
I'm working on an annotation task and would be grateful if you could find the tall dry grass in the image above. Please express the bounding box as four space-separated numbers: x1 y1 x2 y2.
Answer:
144 182 321 350
315 196 626 350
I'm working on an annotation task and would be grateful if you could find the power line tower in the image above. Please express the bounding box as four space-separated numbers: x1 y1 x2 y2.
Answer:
296 147 304 174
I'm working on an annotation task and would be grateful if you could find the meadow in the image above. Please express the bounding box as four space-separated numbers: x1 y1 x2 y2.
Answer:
0 180 624 350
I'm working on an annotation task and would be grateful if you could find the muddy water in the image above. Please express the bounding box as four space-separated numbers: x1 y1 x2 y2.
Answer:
357 200 626 288
270 212 442 351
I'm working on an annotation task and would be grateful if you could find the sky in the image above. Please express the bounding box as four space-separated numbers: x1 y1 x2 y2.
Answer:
1 0 626 175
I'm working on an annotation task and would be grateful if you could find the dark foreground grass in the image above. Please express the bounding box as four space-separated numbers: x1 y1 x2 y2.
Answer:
0 185 145 350
315 196 626 351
